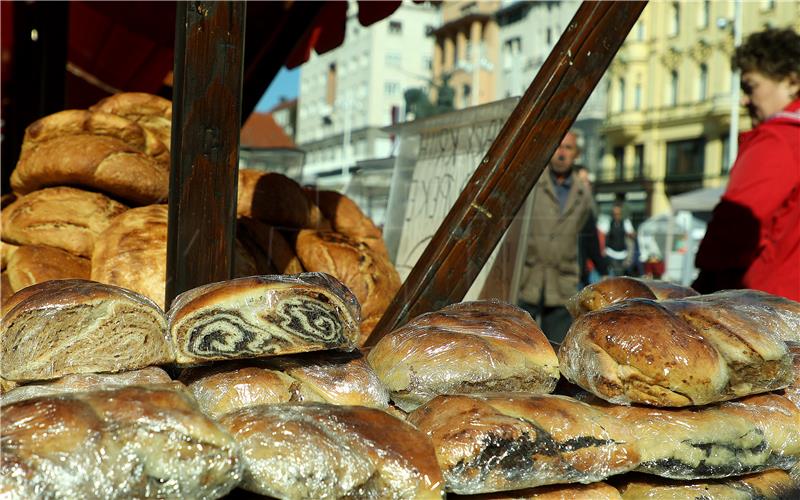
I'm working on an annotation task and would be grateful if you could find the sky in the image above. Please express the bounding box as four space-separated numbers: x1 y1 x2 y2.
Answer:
255 67 300 113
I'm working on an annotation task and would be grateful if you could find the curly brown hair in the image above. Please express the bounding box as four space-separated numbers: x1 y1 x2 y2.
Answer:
733 27 800 81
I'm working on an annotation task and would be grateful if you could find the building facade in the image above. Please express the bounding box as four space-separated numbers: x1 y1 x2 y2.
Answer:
599 0 800 221
295 0 440 194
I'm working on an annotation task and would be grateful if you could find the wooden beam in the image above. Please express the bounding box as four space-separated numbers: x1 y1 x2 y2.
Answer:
166 1 246 309
366 1 647 346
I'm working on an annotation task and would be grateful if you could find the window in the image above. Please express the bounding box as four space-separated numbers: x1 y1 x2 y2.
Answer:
669 2 680 36
618 77 626 112
761 0 775 10
425 25 435 36
389 21 402 34
466 41 472 63
721 134 731 173
669 70 679 106
423 56 433 71
636 21 645 41
634 83 642 110
386 52 402 67
462 84 472 107
614 146 625 179
503 37 521 70
546 28 553 45
666 138 706 179
634 144 645 178
326 63 337 105
699 0 710 28
384 81 399 95
698 63 708 100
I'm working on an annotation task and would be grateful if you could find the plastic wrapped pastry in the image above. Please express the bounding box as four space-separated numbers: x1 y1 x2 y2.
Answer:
407 394 640 495
784 341 800 409
168 273 360 365
368 300 559 412
448 482 621 499
567 277 698 318
614 470 799 500
0 386 241 499
180 352 389 419
219 402 444 499
1 367 174 405
559 293 794 406
589 392 800 479
1 280 172 382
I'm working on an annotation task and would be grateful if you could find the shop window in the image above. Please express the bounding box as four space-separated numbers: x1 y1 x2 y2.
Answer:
666 138 705 179
389 21 402 35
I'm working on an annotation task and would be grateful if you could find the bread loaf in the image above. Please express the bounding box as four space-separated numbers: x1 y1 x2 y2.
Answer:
20 109 168 164
168 273 360 365
1 367 174 405
1 279 172 381
181 352 389 418
559 294 794 406
304 187 389 257
6 245 91 292
1 241 18 269
1 187 128 257
448 482 621 499
368 300 559 411
567 277 698 318
219 403 444 499
90 92 172 149
11 135 169 205
614 470 798 499
294 229 401 343
237 169 329 229
783 341 800 409
0 386 241 499
237 217 304 274
407 394 640 494
1 272 12 310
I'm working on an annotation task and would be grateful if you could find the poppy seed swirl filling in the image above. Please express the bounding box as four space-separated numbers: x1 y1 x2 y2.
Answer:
185 296 346 358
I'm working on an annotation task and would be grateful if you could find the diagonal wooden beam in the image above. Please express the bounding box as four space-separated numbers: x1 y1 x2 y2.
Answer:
366 1 647 346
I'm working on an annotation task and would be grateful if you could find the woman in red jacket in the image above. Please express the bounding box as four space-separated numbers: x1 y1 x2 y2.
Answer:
694 28 800 301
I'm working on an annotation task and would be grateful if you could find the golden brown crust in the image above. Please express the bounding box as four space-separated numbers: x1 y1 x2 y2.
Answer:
559 296 793 406
1 279 172 381
89 92 172 149
304 188 388 257
91 205 168 309
11 135 169 205
1 272 12 310
368 300 559 411
237 169 330 229
219 403 443 499
1 187 128 257
294 229 401 344
237 217 304 274
567 277 698 318
408 394 639 495
6 246 91 292
1 241 18 270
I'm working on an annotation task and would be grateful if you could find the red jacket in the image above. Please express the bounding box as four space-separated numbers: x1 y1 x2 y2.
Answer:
695 99 800 300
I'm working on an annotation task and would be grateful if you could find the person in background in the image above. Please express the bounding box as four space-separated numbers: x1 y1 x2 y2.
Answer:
598 200 635 277
694 28 800 301
518 131 595 344
575 165 608 287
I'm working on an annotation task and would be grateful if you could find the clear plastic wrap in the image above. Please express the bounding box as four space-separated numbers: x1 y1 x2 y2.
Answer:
0 385 241 499
180 353 389 419
168 272 361 366
1 367 175 405
447 481 622 499
367 300 559 412
407 393 640 495
1 279 173 382
558 294 794 407
613 470 800 499
589 392 800 479
219 402 444 499
566 277 698 318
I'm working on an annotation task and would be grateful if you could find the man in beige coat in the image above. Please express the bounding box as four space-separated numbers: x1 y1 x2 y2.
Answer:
518 130 594 343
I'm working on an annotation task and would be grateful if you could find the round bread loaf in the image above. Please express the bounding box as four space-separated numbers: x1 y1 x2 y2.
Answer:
1 279 173 382
237 169 329 229
407 394 640 495
219 403 444 499
237 217 304 274
167 273 361 365
567 277 698 318
11 135 169 206
90 92 172 149
367 300 560 412
304 187 389 257
293 229 401 344
6 245 90 292
1 187 128 257
559 294 794 406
